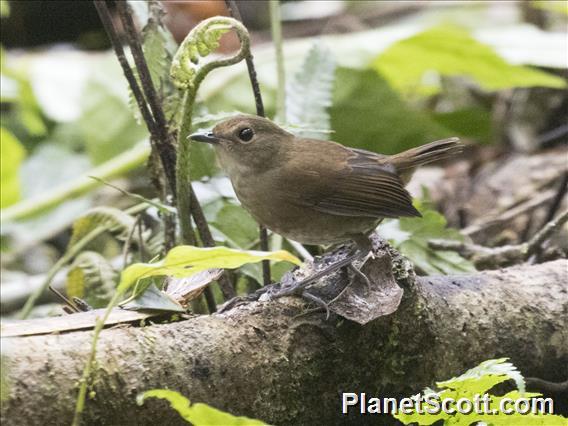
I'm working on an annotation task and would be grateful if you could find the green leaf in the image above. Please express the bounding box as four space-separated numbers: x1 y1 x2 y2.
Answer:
437 358 525 394
128 0 181 125
0 128 25 208
373 25 566 95
121 283 184 313
0 0 10 17
211 204 259 248
531 0 568 15
330 68 453 155
394 358 567 426
286 43 336 139
118 245 302 293
80 80 148 164
379 200 476 275
170 19 233 90
431 107 493 145
66 251 117 308
138 389 268 425
69 207 136 248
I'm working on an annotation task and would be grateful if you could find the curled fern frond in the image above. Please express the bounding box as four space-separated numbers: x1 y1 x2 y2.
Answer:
170 17 250 91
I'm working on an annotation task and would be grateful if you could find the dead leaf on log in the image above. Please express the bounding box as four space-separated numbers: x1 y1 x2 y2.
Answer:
269 237 404 325
327 252 403 325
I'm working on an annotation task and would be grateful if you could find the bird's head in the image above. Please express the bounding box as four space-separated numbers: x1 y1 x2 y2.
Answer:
189 115 292 173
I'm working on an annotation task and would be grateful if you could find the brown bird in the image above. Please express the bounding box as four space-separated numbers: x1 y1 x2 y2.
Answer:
190 114 461 254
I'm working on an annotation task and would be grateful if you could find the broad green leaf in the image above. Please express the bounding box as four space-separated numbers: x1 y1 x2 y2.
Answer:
0 128 25 208
432 107 493 145
66 251 117 308
118 245 301 293
379 201 476 275
286 43 336 139
69 207 135 248
374 26 566 95
80 80 148 164
211 204 259 248
138 389 268 425
330 68 453 155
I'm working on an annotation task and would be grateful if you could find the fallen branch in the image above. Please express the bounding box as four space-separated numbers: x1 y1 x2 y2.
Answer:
2 258 566 425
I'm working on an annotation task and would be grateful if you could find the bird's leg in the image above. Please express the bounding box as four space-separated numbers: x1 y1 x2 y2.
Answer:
274 252 362 298
348 263 371 291
300 291 331 320
347 233 374 292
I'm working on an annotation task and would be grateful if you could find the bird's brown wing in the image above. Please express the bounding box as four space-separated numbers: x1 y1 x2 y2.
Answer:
282 140 421 219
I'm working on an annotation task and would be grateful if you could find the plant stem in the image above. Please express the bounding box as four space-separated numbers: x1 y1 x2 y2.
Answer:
176 91 199 247
116 0 178 193
1 142 150 223
270 0 286 121
94 0 177 250
225 0 271 286
72 287 124 426
176 87 235 303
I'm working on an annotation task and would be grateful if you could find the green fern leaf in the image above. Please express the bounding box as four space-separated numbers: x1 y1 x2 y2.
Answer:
66 251 117 308
286 43 336 140
69 207 135 248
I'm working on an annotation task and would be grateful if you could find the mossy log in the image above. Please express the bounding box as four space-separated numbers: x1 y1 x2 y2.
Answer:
1 259 567 425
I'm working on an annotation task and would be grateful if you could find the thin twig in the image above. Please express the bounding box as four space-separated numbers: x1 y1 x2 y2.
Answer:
94 0 179 251
122 215 142 269
115 1 178 194
463 189 556 237
225 0 271 286
93 1 156 140
541 171 568 229
430 210 568 269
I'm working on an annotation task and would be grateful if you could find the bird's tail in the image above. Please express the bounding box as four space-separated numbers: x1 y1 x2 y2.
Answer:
390 137 463 172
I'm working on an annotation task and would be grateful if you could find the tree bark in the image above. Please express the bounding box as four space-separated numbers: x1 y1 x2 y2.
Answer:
1 260 567 426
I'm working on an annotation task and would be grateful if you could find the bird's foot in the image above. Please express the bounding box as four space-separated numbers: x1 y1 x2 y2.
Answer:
298 291 331 320
348 263 372 292
272 251 362 299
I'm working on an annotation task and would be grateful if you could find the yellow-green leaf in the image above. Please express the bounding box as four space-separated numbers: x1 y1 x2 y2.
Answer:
531 0 568 16
0 128 26 208
118 245 301 293
137 389 268 426
374 25 566 95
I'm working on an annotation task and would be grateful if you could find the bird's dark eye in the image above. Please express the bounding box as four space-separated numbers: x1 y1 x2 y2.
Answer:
238 127 254 142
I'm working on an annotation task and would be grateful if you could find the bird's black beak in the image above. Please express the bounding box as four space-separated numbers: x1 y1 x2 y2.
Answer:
189 131 220 144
